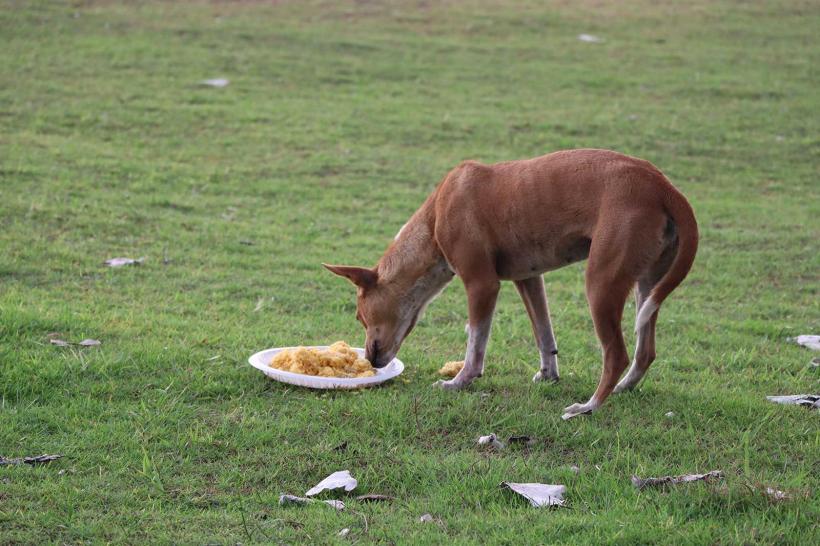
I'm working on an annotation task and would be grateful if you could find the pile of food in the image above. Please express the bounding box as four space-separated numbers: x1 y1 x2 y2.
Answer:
438 360 464 378
269 341 376 378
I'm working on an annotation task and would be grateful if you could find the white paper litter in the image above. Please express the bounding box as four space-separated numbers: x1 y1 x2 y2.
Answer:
477 433 505 450
305 470 357 497
502 482 566 507
665 411 675 418
419 513 434 523
104 257 144 267
631 470 723 489
793 335 820 351
766 394 819 409
279 494 345 510
201 78 230 88
577 33 604 43
78 339 101 347
337 528 350 537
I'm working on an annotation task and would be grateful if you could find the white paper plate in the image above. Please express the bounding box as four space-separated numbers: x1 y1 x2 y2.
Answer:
248 346 404 389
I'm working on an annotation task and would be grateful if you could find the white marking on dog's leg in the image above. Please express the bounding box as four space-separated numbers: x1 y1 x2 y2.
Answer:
614 328 644 393
614 360 643 393
464 316 491 378
435 317 492 390
634 296 658 333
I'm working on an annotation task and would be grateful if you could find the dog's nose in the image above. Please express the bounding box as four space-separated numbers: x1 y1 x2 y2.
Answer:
366 341 379 366
366 341 389 368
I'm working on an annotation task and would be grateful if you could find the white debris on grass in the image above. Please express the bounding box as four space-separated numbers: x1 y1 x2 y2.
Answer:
253 296 276 312
577 33 604 43
632 470 723 489
792 335 820 351
764 487 790 501
665 411 675 418
0 454 63 466
201 78 230 88
477 433 505 450
419 513 434 523
279 494 345 510
766 394 819 409
305 470 357 497
50 337 101 348
104 257 144 267
501 482 566 507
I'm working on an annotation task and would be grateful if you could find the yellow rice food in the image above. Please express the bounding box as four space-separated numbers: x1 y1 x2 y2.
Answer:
269 341 376 378
438 360 464 378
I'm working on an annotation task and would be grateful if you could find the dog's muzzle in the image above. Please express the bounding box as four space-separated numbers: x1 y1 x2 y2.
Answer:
366 341 390 368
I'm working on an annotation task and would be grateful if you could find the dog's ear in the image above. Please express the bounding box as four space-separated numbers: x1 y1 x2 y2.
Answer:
322 264 378 289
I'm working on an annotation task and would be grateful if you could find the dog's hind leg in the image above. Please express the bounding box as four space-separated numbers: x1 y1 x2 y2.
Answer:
514 276 559 382
615 240 676 393
613 282 657 393
562 216 663 419
562 209 670 419
562 271 632 420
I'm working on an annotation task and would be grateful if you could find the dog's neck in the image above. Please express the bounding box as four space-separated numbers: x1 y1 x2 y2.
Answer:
377 202 454 313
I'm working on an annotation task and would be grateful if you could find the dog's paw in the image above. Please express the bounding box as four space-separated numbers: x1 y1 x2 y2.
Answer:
613 383 634 394
532 370 560 383
561 402 596 420
432 379 466 391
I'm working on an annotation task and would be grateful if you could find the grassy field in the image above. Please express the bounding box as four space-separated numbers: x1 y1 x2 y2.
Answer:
1 0 819 543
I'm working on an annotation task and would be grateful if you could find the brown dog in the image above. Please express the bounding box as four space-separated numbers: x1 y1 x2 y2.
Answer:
325 149 698 419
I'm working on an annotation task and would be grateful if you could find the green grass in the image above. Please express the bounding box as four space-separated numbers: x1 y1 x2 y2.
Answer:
1 0 818 543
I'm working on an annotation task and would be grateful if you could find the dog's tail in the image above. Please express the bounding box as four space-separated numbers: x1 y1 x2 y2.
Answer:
635 185 699 332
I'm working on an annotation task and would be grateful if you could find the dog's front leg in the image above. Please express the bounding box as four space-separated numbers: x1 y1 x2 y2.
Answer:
435 279 499 390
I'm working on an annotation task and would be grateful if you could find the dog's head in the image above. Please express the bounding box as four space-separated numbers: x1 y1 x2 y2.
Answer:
323 264 415 368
